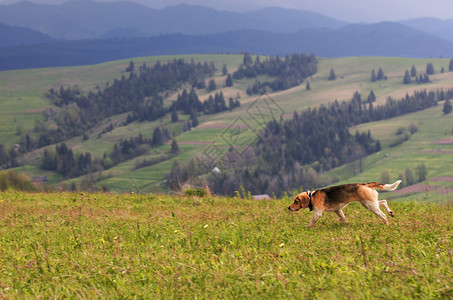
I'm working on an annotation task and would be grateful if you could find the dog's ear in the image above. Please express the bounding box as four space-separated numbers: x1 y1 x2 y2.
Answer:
300 193 311 209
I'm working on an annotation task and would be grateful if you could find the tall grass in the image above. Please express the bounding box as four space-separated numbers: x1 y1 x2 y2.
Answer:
0 191 451 298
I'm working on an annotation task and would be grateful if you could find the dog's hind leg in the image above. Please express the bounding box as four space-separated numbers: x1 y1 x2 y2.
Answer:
335 209 347 224
379 200 394 217
360 200 388 225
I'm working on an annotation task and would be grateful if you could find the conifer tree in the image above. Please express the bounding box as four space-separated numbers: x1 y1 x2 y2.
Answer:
371 69 377 81
243 52 253 66
190 109 199 127
152 127 163 146
171 139 180 154
222 64 228 75
377 68 385 80
367 90 376 103
443 98 452 115
416 163 427 182
328 68 336 81
410 65 417 77
426 63 435 75
207 79 217 92
171 109 179 122
403 70 411 84
126 60 135 72
225 74 233 87
423 73 430 83
405 168 415 185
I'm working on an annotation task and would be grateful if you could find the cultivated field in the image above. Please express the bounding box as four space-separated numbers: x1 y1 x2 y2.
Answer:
0 191 451 298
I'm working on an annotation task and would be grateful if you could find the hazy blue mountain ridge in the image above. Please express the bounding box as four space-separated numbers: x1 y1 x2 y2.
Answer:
0 21 55 47
399 17 453 42
0 0 347 39
1 22 452 70
1 1 453 70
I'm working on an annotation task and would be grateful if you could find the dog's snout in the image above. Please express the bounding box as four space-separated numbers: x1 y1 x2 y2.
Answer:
288 206 295 212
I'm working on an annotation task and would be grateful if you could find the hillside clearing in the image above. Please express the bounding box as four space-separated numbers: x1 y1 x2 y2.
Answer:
2 55 453 193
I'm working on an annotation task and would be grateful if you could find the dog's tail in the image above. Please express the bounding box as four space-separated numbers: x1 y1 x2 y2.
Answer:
370 180 402 191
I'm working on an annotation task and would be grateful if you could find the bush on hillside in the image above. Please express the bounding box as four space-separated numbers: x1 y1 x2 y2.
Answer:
0 170 37 192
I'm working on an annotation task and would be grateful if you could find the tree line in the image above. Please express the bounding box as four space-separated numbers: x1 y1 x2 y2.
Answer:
41 127 173 178
44 59 215 145
232 53 318 95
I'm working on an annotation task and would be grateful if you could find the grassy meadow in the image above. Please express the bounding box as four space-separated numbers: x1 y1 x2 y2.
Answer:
0 191 451 299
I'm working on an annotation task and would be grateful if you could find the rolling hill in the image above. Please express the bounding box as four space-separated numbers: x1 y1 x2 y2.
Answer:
1 54 452 199
1 23 453 71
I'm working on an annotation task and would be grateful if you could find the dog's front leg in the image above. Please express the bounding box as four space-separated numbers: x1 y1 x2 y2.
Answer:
308 208 323 228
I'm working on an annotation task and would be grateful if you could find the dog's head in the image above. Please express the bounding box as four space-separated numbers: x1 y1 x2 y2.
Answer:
288 192 311 211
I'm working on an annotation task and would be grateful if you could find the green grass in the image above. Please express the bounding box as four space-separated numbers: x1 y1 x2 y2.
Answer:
0 191 451 298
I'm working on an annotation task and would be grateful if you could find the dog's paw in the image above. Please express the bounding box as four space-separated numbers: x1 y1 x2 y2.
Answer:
389 211 394 217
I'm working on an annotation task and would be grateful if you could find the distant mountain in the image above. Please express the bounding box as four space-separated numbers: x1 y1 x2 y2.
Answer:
0 22 55 47
0 0 347 40
400 18 453 42
1 22 452 71
244 7 346 31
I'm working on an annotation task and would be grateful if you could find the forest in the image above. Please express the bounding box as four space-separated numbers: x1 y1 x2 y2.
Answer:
172 87 453 196
0 53 320 186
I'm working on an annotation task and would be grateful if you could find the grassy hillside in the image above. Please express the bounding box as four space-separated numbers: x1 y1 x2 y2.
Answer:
1 54 453 194
0 191 451 298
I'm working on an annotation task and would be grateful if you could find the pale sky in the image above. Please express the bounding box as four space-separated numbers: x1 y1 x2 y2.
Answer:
1 0 452 22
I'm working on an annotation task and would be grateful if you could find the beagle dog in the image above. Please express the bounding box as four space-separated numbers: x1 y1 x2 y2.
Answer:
288 181 401 227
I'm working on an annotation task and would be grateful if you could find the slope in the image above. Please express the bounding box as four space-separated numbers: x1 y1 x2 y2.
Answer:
1 54 453 195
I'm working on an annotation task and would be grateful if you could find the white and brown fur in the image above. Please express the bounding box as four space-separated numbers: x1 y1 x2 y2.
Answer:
288 181 401 227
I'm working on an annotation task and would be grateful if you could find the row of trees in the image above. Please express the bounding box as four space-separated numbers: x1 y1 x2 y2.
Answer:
169 88 240 115
403 70 430 84
41 143 98 178
44 59 216 145
371 68 387 81
233 53 318 94
109 128 170 166
403 61 453 84
41 127 174 178
381 163 427 188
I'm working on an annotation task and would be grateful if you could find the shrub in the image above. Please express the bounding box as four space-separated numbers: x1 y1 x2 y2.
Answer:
0 170 37 192
184 187 207 197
